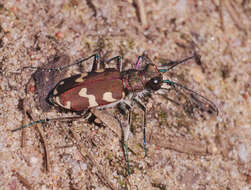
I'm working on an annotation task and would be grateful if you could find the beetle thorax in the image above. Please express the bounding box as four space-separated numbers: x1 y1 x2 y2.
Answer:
122 64 162 92
122 70 144 92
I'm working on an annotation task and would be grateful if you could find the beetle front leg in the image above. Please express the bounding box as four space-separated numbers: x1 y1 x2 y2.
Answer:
135 54 153 70
135 56 143 69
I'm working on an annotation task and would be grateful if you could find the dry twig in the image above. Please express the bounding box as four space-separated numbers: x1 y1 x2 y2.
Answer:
151 133 208 155
224 0 248 33
66 127 117 190
13 170 33 190
135 0 148 28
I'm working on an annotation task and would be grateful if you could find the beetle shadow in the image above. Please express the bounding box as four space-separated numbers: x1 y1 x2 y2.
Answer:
33 54 70 112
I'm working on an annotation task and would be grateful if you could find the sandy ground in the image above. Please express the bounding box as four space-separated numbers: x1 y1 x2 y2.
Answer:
0 0 250 189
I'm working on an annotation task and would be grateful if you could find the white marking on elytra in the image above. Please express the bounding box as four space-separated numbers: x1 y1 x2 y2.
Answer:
75 73 88 83
53 89 58 95
94 118 102 124
122 91 125 98
102 92 117 102
55 96 71 109
84 112 92 120
78 88 98 107
59 81 65 85
96 68 104 73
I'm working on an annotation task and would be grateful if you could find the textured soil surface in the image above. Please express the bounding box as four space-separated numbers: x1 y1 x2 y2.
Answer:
0 0 250 190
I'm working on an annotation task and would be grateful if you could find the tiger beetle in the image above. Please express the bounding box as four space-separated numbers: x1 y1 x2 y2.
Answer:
12 52 218 174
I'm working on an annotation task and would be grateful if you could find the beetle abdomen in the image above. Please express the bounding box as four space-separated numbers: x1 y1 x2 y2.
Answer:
51 69 124 112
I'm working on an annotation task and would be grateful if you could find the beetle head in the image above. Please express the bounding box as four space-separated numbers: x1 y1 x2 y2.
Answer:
142 63 163 91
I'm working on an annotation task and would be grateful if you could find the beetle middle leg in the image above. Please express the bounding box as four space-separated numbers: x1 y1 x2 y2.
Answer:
117 101 133 174
106 56 123 71
90 54 122 72
118 97 147 174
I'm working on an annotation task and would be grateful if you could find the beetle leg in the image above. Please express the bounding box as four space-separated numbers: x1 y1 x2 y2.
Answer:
126 109 132 174
135 56 143 69
106 56 122 72
135 54 153 70
84 109 104 127
11 115 85 132
55 53 100 72
91 53 101 72
117 101 132 174
24 54 100 72
117 101 131 142
132 97 147 157
12 109 105 132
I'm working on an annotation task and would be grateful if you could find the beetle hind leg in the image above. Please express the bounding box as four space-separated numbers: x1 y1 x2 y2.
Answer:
117 101 132 174
91 53 102 72
83 109 105 127
106 56 123 71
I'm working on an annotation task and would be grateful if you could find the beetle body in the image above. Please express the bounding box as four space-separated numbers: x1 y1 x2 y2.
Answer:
50 60 163 113
14 53 218 175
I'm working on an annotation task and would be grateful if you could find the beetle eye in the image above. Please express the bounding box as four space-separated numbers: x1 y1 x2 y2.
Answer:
146 77 162 91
